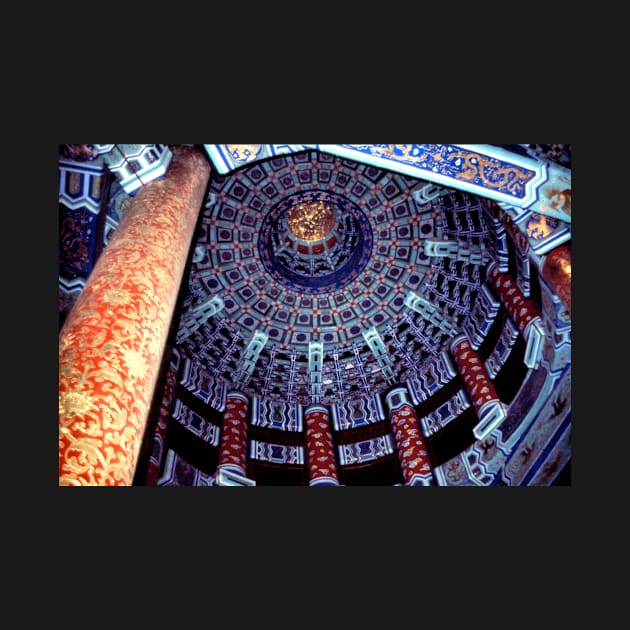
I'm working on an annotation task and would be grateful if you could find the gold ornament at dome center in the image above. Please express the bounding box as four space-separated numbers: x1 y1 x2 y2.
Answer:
287 201 335 242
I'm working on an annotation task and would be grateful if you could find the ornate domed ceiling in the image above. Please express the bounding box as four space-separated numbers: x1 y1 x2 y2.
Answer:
58 143 572 486
176 149 497 408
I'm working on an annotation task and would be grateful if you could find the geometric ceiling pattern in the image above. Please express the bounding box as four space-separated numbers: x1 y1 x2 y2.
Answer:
58 143 572 486
180 149 498 407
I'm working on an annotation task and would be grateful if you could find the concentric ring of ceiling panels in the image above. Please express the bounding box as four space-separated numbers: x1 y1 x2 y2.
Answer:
184 149 492 406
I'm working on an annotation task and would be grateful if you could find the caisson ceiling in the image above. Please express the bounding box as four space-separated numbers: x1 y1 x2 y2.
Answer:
58 144 572 486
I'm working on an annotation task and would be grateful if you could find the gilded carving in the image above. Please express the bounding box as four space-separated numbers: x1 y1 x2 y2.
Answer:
287 201 335 242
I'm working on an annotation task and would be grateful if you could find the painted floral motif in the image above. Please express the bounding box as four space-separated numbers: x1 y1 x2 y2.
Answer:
390 403 432 484
488 265 539 336
305 408 338 484
59 147 211 486
218 394 249 475
452 338 499 411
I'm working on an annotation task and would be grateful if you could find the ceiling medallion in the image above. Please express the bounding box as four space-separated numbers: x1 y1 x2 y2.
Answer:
287 200 336 243
259 191 373 295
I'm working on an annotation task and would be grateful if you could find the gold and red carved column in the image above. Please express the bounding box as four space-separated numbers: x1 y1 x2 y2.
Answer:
217 391 250 477
541 243 571 316
144 363 179 486
304 404 339 486
385 386 433 486
59 146 211 486
450 336 507 441
487 262 545 369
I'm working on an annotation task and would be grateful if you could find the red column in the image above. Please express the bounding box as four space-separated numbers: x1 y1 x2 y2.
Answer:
144 363 178 486
385 386 432 485
542 243 571 316
304 404 339 486
59 146 211 486
487 262 540 332
487 262 545 368
450 336 507 440
217 391 250 477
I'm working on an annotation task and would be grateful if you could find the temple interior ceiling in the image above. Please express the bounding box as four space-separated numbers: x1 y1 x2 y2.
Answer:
58 144 572 486
177 150 493 406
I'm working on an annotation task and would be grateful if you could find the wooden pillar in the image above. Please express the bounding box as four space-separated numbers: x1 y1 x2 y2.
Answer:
487 262 545 368
59 146 211 485
542 243 571 316
385 386 433 486
217 391 250 477
450 335 507 440
304 404 339 486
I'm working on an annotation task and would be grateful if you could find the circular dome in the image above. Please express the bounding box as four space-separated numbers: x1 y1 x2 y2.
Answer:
258 190 373 295
184 149 493 406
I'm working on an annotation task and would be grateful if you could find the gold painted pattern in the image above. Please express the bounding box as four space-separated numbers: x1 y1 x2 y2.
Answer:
287 201 335 242
349 144 535 195
59 146 211 486
526 212 558 240
448 150 533 194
